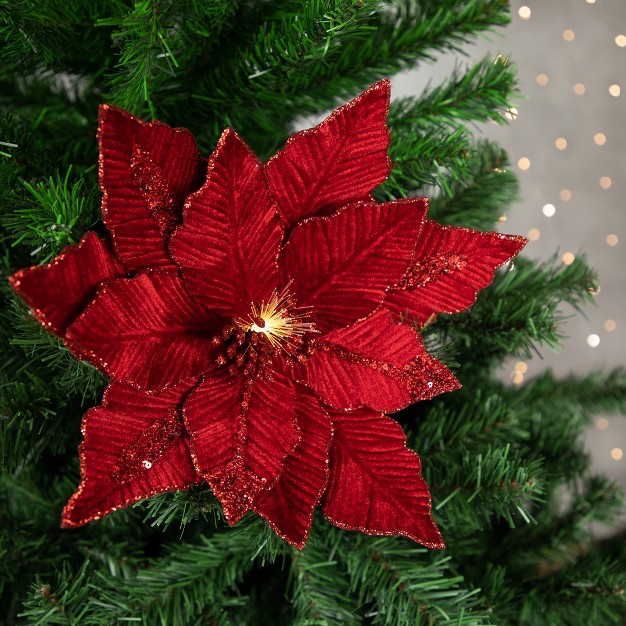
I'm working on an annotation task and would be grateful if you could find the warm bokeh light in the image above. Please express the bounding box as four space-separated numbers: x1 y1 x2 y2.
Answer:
498 214 507 222
555 137 567 150
573 83 586 95
504 107 518 121
594 133 606 145
518 6 531 19
517 157 530 171
606 234 619 246
616 35 626 47
611 448 623 461
542 203 556 217
515 361 528 374
563 29 575 42
604 319 617 332
587 334 601 347
562 252 575 266
527 228 541 241
596 417 609 431
600 176 612 189
559 189 573 202
609 84 621 96
536 73 549 86
511 371 524 385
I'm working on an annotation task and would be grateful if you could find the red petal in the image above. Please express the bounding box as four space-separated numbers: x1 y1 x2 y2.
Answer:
385 220 527 325
65 270 220 390
280 199 427 334
9 232 126 339
62 381 198 527
323 407 444 548
265 80 391 229
99 105 205 271
304 309 460 412
170 129 282 319
183 367 299 524
254 384 332 548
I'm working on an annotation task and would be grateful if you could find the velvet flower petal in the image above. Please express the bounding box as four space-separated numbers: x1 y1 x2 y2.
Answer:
183 368 300 524
322 406 444 548
65 270 220 390
169 129 282 319
254 384 333 548
265 79 391 229
9 232 126 339
99 104 205 272
62 380 198 528
302 308 460 412
279 198 427 334
385 219 528 326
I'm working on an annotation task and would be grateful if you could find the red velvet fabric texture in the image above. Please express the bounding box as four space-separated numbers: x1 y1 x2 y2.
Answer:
10 80 526 549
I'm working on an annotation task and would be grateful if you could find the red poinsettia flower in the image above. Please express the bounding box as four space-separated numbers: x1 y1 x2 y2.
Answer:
10 80 526 549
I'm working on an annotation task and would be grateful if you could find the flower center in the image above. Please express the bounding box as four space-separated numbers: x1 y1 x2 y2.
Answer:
213 285 316 376
236 284 316 352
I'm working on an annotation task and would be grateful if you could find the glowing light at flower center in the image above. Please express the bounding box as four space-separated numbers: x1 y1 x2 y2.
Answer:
236 283 316 351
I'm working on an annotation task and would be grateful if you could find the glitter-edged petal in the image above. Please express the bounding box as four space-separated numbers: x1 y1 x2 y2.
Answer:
62 381 198 528
65 270 220 391
254 384 333 548
280 199 427 334
323 407 444 549
99 104 205 271
169 129 282 319
304 308 460 412
385 220 527 325
183 368 299 524
265 80 391 229
9 232 126 338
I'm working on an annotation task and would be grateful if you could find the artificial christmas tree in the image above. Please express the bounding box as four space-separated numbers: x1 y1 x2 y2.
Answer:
2 2 625 625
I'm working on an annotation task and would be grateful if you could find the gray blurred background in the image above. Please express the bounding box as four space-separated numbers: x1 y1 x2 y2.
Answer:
394 0 626 499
